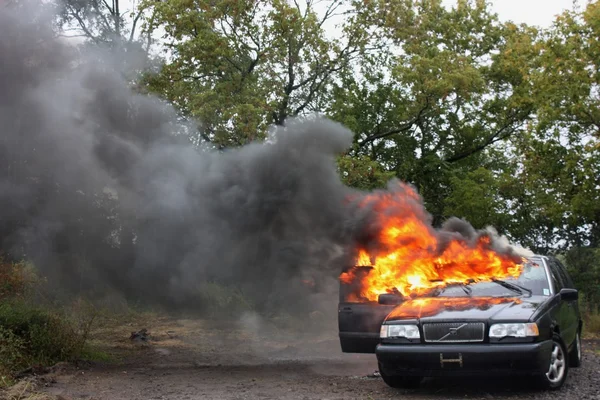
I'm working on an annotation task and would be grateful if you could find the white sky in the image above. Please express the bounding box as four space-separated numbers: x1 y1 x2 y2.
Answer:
445 0 576 27
112 0 578 44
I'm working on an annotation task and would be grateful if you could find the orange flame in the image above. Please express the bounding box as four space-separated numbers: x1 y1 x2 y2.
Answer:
387 297 522 319
341 182 524 301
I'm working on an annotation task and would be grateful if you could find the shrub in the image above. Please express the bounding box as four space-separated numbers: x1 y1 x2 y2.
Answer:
0 259 39 301
580 294 600 337
0 325 27 379
0 301 85 377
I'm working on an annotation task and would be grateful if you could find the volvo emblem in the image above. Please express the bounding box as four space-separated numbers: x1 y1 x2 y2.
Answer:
435 323 468 342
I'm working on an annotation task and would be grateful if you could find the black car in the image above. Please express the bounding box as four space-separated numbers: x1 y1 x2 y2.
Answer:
338 255 582 390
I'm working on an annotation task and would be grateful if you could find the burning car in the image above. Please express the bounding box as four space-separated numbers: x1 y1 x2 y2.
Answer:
338 255 582 390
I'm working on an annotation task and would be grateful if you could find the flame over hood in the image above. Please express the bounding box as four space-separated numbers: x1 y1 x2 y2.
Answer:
341 181 525 301
385 297 523 320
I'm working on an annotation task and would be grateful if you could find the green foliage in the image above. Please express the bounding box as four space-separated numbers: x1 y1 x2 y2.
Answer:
0 259 40 301
0 302 82 387
0 325 27 381
328 0 536 225
0 302 84 370
444 167 509 231
337 154 395 190
560 247 600 335
0 263 98 384
564 247 600 306
583 309 600 337
578 293 600 337
140 0 364 147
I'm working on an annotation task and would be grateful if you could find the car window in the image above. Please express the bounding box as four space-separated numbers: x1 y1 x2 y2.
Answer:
547 260 565 293
553 259 574 288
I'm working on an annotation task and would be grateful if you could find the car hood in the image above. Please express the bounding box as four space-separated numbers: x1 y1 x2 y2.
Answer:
384 296 547 323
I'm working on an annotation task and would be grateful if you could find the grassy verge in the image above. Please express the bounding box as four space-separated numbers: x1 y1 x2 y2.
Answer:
580 294 600 339
0 300 90 388
0 259 110 389
583 311 600 339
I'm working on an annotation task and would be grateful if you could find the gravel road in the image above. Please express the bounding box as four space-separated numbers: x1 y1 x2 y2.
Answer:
12 319 600 400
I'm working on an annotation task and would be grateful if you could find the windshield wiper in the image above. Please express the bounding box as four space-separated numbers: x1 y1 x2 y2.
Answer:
428 279 472 296
459 283 472 296
491 278 532 296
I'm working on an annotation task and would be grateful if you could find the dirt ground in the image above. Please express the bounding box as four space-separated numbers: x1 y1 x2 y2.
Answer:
5 315 600 400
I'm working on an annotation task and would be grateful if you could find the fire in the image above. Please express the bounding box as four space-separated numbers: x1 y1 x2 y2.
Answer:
386 297 522 319
341 182 524 301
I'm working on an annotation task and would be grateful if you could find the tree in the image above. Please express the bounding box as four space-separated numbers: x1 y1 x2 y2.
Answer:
507 1 600 249
140 0 369 147
327 0 537 225
57 0 152 51
562 247 600 308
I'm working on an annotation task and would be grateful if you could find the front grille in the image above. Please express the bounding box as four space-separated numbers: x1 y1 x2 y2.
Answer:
423 322 485 343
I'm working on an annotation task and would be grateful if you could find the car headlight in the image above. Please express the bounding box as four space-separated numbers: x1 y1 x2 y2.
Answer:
489 323 539 338
380 324 420 339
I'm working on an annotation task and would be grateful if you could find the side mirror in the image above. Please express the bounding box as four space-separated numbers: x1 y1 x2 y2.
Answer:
559 288 578 301
378 293 404 305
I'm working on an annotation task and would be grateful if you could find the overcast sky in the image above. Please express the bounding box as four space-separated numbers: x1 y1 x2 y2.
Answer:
448 0 576 27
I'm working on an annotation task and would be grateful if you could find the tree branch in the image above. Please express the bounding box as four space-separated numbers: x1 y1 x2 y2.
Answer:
358 102 430 148
129 8 144 42
68 9 104 44
443 121 518 163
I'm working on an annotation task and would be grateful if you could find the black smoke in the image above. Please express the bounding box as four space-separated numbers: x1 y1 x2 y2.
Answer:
0 3 359 314
0 2 531 317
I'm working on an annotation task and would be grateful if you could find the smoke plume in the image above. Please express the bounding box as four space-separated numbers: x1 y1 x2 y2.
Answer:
0 2 528 316
0 2 364 314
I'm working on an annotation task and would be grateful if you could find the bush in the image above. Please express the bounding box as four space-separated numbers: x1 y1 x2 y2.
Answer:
0 301 85 378
0 261 95 387
0 325 27 380
580 294 600 337
0 258 39 301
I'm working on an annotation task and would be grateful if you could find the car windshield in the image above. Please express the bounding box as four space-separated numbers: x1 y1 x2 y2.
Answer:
428 259 551 298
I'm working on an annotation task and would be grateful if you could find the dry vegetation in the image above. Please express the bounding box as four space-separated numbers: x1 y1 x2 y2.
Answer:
0 260 100 390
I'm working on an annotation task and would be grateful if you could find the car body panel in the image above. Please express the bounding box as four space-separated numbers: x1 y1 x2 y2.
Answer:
338 301 394 353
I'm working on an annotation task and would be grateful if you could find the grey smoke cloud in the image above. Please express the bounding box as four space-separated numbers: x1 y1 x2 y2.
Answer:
0 2 361 314
0 2 527 316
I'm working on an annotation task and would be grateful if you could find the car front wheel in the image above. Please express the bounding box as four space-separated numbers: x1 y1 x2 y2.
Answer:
538 333 569 390
378 363 422 389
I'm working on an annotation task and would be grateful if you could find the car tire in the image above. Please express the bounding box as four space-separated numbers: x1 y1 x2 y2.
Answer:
378 363 422 389
568 330 582 368
538 333 569 390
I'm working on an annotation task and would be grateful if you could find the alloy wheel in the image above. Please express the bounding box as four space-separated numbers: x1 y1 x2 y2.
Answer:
546 341 566 384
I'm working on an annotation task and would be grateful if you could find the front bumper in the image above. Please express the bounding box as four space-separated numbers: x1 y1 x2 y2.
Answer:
376 340 553 377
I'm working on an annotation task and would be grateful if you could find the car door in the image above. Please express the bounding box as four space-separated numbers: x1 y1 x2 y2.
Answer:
546 258 578 346
338 266 397 353
552 258 580 343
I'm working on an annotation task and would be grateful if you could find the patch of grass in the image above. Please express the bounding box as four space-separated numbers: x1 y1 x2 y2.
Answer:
79 346 115 363
0 301 84 381
579 294 600 338
0 258 45 303
0 260 112 392
583 312 600 338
